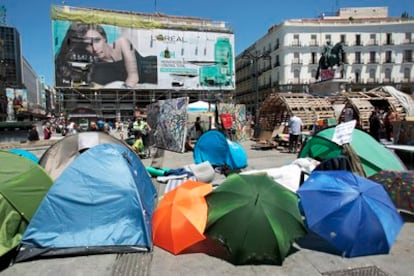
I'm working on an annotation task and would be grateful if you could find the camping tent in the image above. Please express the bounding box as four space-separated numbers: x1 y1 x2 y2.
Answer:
298 127 406 177
39 131 131 180
193 130 247 170
0 151 53 257
16 143 157 262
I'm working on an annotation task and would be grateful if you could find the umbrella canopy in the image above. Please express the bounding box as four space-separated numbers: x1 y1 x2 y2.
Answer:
205 174 306 265
369 170 414 215
0 151 53 256
298 170 404 257
8 148 39 163
299 127 406 177
152 180 213 254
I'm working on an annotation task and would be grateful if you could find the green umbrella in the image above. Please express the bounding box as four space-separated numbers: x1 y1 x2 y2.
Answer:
0 151 53 257
205 174 306 265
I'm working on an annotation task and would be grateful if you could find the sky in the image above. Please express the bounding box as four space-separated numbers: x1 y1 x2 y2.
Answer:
1 0 413 86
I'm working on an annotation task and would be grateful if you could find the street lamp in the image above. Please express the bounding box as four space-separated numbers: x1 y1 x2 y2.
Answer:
241 50 271 121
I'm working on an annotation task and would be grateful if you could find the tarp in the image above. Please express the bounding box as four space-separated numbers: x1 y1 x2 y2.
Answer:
299 127 406 177
0 151 53 257
187 101 216 112
193 130 247 170
39 131 131 180
16 143 157 262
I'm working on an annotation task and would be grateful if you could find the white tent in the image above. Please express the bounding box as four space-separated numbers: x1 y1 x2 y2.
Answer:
187 101 216 112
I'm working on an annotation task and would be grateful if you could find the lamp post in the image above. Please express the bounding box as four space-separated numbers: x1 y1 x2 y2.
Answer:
241 50 271 122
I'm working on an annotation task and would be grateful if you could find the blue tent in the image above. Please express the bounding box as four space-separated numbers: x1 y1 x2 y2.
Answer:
8 148 39 163
16 143 157 262
193 130 247 170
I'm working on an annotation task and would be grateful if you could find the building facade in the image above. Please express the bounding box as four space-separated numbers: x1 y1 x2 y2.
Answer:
0 24 48 121
235 7 414 115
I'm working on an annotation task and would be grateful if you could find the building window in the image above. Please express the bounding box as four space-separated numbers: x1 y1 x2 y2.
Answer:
386 33 393 45
405 32 412 44
355 52 361 64
369 34 376 45
310 34 317 46
369 51 376 63
274 55 280 67
325 34 331 44
404 68 411 82
311 52 317 64
275 38 279 49
385 51 392 63
293 52 300 64
369 69 376 82
340 34 346 44
403 50 413 62
293 69 300 84
293 34 300 46
384 68 391 82
355 71 360 83
356 34 361 46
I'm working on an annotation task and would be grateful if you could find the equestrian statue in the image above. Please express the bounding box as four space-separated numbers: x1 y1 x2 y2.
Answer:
315 41 345 80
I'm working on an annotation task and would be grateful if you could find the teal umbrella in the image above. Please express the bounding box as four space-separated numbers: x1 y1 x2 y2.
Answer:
205 174 306 265
299 127 406 177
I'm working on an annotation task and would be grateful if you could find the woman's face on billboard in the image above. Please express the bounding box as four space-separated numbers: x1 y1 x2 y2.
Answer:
84 29 107 60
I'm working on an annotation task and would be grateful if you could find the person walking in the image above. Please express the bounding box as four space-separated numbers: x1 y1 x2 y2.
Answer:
288 114 303 153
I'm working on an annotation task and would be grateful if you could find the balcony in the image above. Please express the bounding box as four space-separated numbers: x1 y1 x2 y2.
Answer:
403 58 413 63
403 39 414 45
367 40 378 46
290 41 302 47
273 61 280 67
384 40 395 45
368 59 378 64
383 59 395 64
352 41 363 47
292 58 302 65
309 41 319 47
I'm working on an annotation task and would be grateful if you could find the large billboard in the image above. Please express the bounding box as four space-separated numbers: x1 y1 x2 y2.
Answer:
52 6 235 91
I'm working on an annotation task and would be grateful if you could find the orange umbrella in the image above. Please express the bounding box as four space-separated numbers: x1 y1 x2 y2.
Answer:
152 180 213 254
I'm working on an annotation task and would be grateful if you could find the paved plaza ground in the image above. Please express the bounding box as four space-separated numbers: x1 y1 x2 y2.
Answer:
1 135 413 276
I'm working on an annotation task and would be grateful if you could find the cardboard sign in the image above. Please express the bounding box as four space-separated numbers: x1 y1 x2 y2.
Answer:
332 120 357 145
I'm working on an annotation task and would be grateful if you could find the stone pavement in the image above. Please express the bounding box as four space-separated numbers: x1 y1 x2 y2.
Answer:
1 139 413 276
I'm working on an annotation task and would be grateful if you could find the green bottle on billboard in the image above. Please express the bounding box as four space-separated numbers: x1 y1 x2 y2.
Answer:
200 37 233 87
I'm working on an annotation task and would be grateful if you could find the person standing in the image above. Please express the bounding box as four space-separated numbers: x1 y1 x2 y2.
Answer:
343 106 354 122
194 116 204 139
43 123 52 140
369 110 382 142
288 114 303 153
28 124 40 141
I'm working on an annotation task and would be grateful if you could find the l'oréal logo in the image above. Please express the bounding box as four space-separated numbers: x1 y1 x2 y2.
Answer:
152 34 185 42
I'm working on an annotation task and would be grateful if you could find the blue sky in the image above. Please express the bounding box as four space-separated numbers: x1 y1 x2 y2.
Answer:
1 0 412 86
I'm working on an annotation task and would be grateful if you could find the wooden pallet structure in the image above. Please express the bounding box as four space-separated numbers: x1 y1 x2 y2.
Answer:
259 92 335 132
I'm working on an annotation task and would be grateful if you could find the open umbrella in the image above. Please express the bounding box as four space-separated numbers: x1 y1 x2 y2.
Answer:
298 170 404 257
152 180 213 254
299 127 406 177
205 174 306 265
369 170 414 215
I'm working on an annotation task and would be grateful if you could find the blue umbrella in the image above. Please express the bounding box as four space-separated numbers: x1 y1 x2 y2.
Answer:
8 148 39 163
297 170 403 257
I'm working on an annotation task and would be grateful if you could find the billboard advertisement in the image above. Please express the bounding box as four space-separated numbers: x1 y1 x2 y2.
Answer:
6 88 28 121
52 6 235 91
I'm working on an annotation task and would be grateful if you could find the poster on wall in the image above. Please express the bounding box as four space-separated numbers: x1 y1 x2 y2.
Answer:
147 97 188 153
52 5 235 91
5 88 28 121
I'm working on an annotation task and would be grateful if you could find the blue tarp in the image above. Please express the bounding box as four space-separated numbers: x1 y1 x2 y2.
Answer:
16 143 157 262
193 130 247 170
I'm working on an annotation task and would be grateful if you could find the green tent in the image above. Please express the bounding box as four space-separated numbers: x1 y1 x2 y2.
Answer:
0 151 53 257
298 127 406 177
